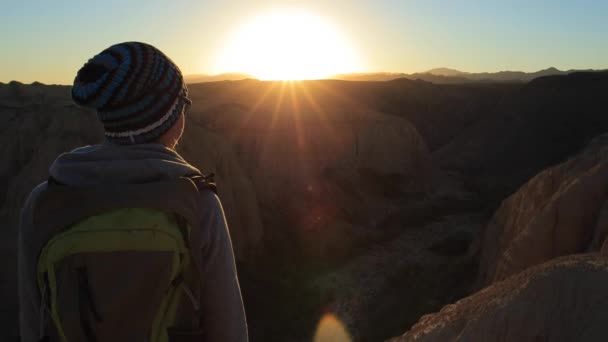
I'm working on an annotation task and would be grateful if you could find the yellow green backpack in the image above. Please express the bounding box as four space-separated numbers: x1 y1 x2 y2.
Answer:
31 175 215 342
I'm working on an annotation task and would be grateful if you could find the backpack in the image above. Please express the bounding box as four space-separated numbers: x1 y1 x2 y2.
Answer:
30 174 216 342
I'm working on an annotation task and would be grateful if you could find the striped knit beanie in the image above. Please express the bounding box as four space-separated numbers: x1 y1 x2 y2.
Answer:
72 42 190 145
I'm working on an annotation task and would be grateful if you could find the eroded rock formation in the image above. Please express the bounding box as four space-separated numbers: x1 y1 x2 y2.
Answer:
391 254 608 342
391 131 608 342
476 133 608 286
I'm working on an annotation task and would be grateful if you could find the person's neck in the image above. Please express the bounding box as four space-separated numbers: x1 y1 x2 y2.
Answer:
157 136 178 150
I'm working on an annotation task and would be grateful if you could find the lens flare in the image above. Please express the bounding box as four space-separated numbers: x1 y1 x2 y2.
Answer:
313 313 352 342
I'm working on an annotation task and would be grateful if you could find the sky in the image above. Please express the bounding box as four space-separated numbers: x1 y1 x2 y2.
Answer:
1 0 607 84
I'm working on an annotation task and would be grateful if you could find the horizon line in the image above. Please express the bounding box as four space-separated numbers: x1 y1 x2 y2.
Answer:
3 67 608 86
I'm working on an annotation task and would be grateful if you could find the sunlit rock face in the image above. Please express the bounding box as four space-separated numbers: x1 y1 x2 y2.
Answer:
475 133 608 287
388 132 608 342
390 254 608 342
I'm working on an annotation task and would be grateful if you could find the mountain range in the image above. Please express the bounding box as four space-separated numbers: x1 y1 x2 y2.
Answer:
183 67 604 84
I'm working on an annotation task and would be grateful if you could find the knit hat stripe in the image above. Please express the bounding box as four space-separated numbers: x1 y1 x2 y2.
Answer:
156 65 175 92
150 56 167 87
139 107 183 141
93 45 133 109
97 93 156 121
73 72 110 100
103 77 180 124
104 95 182 138
109 43 143 107
71 53 119 101
72 49 124 108
134 47 155 94
104 85 182 130
92 53 120 69
72 41 189 145
141 49 162 91
104 93 173 131
112 103 183 144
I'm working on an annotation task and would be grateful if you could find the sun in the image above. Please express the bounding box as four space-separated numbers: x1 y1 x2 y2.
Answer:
213 9 362 80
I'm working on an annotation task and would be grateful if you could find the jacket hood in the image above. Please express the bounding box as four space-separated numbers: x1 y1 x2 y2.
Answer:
49 143 201 186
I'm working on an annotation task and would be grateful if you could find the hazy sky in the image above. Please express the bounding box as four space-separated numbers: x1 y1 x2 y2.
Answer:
2 0 607 84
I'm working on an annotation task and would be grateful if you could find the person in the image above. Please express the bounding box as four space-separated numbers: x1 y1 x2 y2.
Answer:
18 42 248 341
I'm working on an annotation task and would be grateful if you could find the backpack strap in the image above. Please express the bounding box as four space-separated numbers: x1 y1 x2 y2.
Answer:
179 172 218 330
76 267 103 342
187 172 217 195
47 175 63 186
47 172 217 194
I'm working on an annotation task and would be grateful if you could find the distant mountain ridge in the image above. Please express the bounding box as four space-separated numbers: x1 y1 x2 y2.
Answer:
183 72 253 84
181 68 602 84
331 67 604 83
5 68 602 86
425 66 570 81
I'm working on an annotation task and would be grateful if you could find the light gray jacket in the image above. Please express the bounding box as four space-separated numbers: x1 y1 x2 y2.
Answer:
18 143 248 342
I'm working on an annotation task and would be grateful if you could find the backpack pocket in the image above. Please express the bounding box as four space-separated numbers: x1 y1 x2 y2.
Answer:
37 208 190 342
167 327 205 342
